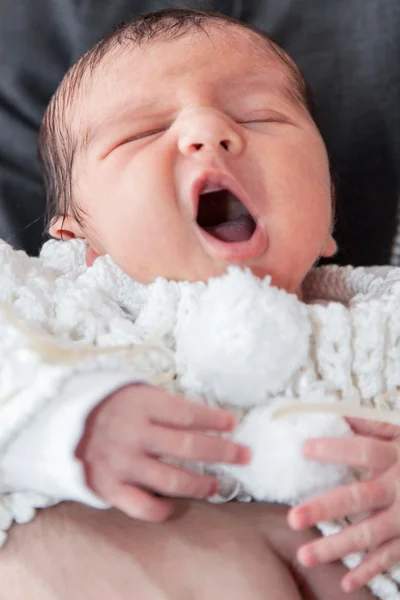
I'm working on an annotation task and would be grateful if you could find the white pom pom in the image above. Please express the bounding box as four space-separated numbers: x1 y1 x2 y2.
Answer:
175 267 311 406
224 402 351 504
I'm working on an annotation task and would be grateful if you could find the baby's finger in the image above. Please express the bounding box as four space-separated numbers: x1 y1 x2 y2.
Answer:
303 435 397 471
145 425 250 465
297 509 397 566
345 417 400 441
288 479 392 529
149 391 236 431
126 456 219 499
100 480 174 522
341 538 400 593
362 468 385 481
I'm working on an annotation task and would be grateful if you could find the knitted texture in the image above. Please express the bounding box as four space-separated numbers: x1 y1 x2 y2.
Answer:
1 238 400 597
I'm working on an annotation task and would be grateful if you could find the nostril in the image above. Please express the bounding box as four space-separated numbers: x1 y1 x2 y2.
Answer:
186 139 233 153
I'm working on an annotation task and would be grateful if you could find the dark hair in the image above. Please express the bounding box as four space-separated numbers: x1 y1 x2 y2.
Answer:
38 8 316 233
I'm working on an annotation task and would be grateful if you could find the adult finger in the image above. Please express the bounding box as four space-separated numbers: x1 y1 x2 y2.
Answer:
98 479 174 522
288 479 393 530
345 417 400 441
341 538 400 593
303 435 397 471
148 391 237 431
297 509 397 566
125 456 219 499
145 424 250 465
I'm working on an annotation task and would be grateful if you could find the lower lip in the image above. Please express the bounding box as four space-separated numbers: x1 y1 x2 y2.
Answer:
195 220 268 261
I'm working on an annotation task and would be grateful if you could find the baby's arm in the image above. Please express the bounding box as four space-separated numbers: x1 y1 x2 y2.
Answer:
0 239 248 540
0 372 143 507
0 348 249 524
0 369 248 535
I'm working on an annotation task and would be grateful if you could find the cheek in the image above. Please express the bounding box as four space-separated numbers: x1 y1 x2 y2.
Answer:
84 148 178 245
96 201 179 261
263 134 332 228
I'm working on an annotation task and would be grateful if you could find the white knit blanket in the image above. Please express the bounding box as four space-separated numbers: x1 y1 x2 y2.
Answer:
2 238 400 598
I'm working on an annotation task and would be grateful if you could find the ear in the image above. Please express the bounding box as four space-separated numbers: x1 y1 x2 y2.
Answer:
320 234 337 258
49 215 84 241
49 215 103 266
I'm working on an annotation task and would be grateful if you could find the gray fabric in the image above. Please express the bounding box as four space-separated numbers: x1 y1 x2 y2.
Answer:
0 0 399 265
250 0 400 266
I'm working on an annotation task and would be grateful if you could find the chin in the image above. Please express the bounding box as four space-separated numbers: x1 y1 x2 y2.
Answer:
248 265 271 281
249 266 302 295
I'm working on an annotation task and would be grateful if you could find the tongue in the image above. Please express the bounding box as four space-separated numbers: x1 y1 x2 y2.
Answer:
205 214 256 242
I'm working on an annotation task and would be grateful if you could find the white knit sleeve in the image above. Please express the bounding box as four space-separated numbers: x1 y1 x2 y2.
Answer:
0 372 143 505
0 240 149 544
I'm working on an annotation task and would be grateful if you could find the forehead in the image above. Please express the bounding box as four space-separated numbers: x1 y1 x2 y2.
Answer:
74 24 299 127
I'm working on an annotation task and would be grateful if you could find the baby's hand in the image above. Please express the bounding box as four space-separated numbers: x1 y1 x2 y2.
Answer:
76 384 249 522
287 418 400 593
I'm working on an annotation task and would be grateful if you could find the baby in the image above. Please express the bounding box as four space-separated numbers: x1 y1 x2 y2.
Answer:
0 8 397 599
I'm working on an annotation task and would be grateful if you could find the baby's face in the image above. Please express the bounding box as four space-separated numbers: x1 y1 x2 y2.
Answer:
55 24 336 292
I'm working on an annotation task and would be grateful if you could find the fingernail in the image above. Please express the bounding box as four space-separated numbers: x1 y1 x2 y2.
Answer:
289 507 309 530
288 509 305 530
298 546 317 567
237 446 251 464
303 440 316 457
224 414 237 431
207 481 220 497
228 415 237 430
341 578 355 593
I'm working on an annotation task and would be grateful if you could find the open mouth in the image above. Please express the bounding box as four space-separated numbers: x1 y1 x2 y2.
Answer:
196 183 257 243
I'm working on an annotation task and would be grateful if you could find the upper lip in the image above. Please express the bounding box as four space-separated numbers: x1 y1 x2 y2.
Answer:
190 170 257 224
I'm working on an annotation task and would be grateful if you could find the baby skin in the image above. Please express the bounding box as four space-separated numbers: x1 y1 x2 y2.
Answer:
40 9 394 597
290 418 400 593
1 500 374 600
76 385 374 599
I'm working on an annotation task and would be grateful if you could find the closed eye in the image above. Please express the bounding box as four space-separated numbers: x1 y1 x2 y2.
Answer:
239 116 291 126
237 110 293 127
243 119 281 124
118 127 166 146
237 116 294 134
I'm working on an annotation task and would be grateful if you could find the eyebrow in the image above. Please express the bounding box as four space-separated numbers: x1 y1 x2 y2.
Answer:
223 70 306 109
79 97 171 153
75 104 141 153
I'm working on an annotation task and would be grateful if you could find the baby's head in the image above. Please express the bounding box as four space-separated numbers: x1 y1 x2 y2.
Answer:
40 8 336 293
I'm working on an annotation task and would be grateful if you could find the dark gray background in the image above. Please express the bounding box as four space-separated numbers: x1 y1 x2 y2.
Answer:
0 0 398 266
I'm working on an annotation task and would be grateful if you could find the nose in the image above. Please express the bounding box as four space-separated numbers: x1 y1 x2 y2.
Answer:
176 108 244 157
